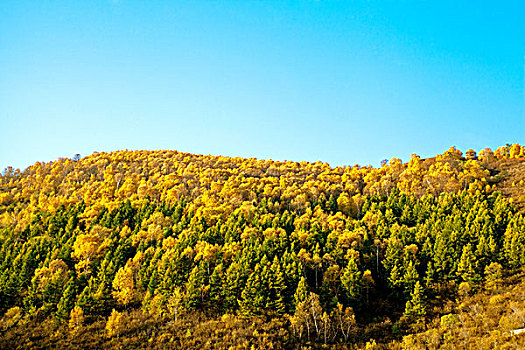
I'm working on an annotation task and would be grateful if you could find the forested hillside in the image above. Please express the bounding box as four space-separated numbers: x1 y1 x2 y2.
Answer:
0 144 524 349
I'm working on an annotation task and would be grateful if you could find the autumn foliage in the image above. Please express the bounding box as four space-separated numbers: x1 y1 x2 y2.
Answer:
0 144 524 348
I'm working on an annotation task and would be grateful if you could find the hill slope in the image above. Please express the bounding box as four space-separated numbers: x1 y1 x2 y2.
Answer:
0 144 524 349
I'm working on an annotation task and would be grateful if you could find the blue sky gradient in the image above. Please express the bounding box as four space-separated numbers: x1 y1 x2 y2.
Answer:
1 1 524 170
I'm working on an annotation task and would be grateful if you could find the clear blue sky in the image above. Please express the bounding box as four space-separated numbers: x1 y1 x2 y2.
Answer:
1 1 524 170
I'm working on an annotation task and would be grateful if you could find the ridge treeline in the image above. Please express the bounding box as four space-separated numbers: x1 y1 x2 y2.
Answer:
0 144 524 348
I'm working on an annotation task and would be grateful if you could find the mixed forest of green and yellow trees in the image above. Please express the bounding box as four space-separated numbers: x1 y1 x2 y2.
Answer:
0 143 525 349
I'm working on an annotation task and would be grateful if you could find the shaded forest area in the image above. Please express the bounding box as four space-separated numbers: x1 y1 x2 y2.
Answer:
0 144 524 349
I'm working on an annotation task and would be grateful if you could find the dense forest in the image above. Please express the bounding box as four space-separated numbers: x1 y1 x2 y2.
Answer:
0 143 524 349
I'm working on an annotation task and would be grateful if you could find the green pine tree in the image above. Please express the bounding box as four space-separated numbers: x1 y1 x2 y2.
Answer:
209 263 224 312
294 276 308 311
404 281 426 324
224 261 243 311
183 263 208 310
457 243 480 286
402 260 419 294
240 264 265 315
341 255 362 303
56 276 77 321
267 256 286 315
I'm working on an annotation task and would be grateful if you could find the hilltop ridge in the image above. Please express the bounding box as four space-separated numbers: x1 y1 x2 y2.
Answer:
0 143 524 349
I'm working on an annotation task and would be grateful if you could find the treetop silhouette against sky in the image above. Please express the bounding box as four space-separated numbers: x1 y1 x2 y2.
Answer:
1 1 523 170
